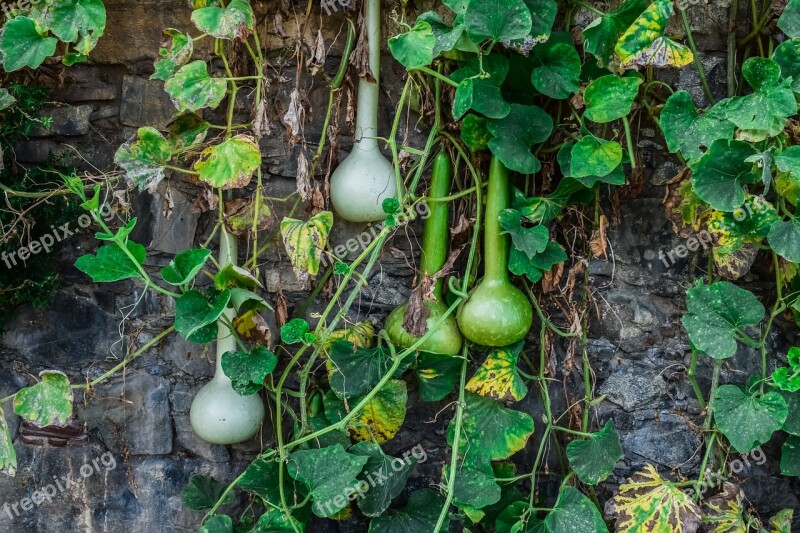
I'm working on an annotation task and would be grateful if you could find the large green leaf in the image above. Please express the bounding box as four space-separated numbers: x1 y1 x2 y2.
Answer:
689 139 760 212
114 127 172 191
487 104 553 173
367 489 448 532
280 211 333 282
167 112 211 151
388 20 435 69
152 29 194 81
0 17 58 72
238 457 284 504
75 241 146 283
778 0 800 38
713 58 797 141
772 38 800 92
221 346 277 395
508 240 568 283
418 11 465 58
780 391 800 435
781 435 800 476
464 0 532 42
45 0 106 45
466 341 528 401
499 210 548 259
545 486 607 533
614 0 692 69
768 219 800 263
13 371 73 426
566 419 623 485
557 142 626 188
164 60 227 113
287 444 369 518
191 0 254 40
413 351 462 401
174 289 231 343
570 137 623 179
161 248 212 286
182 475 234 510
681 281 764 359
327 340 412 399
583 75 642 123
447 392 534 467
349 441 415 517
772 347 800 392
713 384 787 453
504 0 557 55
453 78 510 120
0 412 16 477
660 91 735 163
449 462 502 517
609 464 702 533
193 135 261 189
582 0 648 66
530 42 581 99
199 515 233 533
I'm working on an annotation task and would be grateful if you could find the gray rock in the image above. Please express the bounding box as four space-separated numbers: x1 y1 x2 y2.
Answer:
159 331 214 378
120 76 176 130
621 412 702 472
174 416 230 463
30 105 93 137
597 365 667 411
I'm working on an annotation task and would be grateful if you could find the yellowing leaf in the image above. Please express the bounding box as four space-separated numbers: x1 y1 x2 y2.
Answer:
622 36 693 69
349 380 408 444
609 464 702 533
193 135 261 189
280 211 333 283
702 483 747 533
13 371 73 426
0 411 16 476
614 0 691 69
769 509 793 533
466 341 527 401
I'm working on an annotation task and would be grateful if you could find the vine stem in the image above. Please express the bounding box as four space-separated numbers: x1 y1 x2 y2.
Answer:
678 6 715 104
621 116 636 170
728 0 739 98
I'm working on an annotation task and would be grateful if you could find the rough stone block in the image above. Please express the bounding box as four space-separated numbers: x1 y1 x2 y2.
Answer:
30 105 93 137
120 75 177 130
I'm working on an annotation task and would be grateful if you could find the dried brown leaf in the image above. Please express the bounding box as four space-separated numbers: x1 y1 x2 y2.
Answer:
282 88 305 146
192 188 219 213
296 150 313 202
589 214 608 259
306 30 326 76
275 286 289 328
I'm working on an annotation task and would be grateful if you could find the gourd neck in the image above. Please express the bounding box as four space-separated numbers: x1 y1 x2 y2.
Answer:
215 228 238 382
420 152 451 300
354 0 381 152
484 156 510 284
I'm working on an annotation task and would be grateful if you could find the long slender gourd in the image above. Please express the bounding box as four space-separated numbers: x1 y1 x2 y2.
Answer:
456 156 532 347
329 0 398 222
190 229 265 444
385 152 462 355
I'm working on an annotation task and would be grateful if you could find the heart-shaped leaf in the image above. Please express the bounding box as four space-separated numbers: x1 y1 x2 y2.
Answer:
152 29 194 81
164 60 227 113
557 142 626 188
221 346 277 395
114 127 172 191
280 211 333 282
350 441 416 517
182 475 235 510
327 340 412 398
349 380 408 444
530 42 581 99
499 210 549 258
487 104 553 173
689 139 760 212
413 351 462 402
661 91 735 163
466 341 527 401
174 289 231 343
508 240 568 283
367 489 449 532
191 0 254 40
771 38 800 92
1 17 58 72
583 75 642 123
778 0 800 38
13 371 73 426
464 0 532 43
46 0 106 46
193 135 261 189
75 241 147 283
570 137 623 179
582 0 647 66
614 0 692 69
545 486 608 533
566 419 623 485
768 219 800 263
713 384 787 453
388 20 436 69
161 248 212 286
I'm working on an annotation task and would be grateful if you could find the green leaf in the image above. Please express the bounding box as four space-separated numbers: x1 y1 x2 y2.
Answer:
413 351 462 401
557 142 626 188
487 104 553 173
0 17 58 72
0 411 16 477
466 341 528 401
13 370 73 426
164 60 227 113
167 112 211 151
46 0 106 45
161 248 212 286
191 0 254 40
349 441 415 517
238 457 284 504
388 20 435 69
779 390 800 435
287 444 369 518
199 515 233 533
452 78 511 121
418 11 465 57
348 380 408 444
513 179 587 223
214 264 261 290
583 75 642 123
194 135 261 189
280 211 334 282
779 0 800 38
182 474 234 510
460 114 492 152
448 461 501 519
496 501 546 533
770 509 795 533
661 91 735 163
114 127 172 191
328 340 412 398
499 210 548 259
781 435 800 477
221 346 277 395
772 347 800 392
582 0 648 66
713 384 787 453
681 281 764 359
570 137 623 179
609 464 702 533
530 42 581 99
447 392 534 467
545 486 607 533
75 241 146 283
614 0 693 69
772 38 800 92
0 88 16 111
256 508 304 532
152 29 194 81
280 318 310 345
566 419 623 485
504 0 557 55
367 488 448 532
508 240 568 283
713 58 796 140
464 0 532 42
689 139 760 212
174 289 231 343
768 219 800 263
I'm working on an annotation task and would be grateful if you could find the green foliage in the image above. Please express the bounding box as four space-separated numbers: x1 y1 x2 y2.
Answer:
161 249 212 286
545 486 608 533
193 135 261 188
772 347 800 392
713 384 788 453
280 211 334 282
174 289 231 343
114 127 172 191
164 60 228 113
350 441 416 516
13 371 73 426
566 419 623 485
182 475 235 510
74 241 146 282
367 489 449 532
465 341 528 401
221 346 277 395
327 340 412 398
583 75 642 123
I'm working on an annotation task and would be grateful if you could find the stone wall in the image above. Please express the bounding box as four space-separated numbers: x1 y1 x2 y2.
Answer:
0 0 798 532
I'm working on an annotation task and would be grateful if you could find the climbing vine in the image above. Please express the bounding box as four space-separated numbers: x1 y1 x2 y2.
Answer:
0 0 799 531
